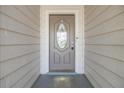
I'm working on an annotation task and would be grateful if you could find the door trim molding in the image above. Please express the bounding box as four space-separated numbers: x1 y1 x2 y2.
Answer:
40 6 84 74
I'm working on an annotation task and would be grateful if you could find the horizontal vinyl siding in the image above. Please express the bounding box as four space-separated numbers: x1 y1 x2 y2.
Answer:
84 5 124 88
0 5 40 88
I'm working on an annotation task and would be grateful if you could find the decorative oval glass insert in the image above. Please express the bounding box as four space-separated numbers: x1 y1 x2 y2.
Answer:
57 20 67 49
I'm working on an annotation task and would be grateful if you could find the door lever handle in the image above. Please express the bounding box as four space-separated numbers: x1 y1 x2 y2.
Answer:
71 46 74 50
71 42 74 50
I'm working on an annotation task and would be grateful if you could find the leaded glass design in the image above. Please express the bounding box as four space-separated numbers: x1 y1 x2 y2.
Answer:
57 20 67 48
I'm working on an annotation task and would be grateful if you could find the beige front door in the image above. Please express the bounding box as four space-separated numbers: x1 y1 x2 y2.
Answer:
49 14 75 72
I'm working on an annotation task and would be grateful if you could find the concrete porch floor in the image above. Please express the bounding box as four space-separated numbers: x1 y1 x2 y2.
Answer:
32 74 93 88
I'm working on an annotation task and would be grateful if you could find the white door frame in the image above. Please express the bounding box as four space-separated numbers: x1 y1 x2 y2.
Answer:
40 6 84 74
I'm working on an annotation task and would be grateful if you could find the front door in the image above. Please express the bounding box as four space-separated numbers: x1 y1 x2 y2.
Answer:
49 15 75 72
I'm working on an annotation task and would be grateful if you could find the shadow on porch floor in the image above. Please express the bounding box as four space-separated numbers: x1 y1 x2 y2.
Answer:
32 74 93 88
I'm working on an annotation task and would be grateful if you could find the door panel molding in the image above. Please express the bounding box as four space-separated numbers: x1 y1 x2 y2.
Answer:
40 6 84 74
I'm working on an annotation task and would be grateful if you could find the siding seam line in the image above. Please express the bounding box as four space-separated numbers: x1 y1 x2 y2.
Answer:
25 6 39 19
85 28 124 39
14 6 39 26
86 49 124 63
0 11 39 32
85 7 97 19
86 62 114 87
0 44 40 46
10 62 39 88
0 50 40 63
0 57 40 80
85 56 124 80
0 27 40 39
86 6 111 25
85 9 124 32
85 70 102 87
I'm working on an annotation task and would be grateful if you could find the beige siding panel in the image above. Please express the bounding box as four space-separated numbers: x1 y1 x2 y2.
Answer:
0 78 6 88
85 5 124 88
0 13 39 37
86 45 124 62
11 63 40 88
0 52 40 78
14 6 39 26
85 71 100 88
86 58 124 87
5 58 40 87
86 6 124 30
0 29 39 45
85 6 109 25
85 51 124 78
0 45 39 62
85 6 97 18
0 6 39 31
85 11 124 37
26 6 40 19
0 6 40 88
86 29 124 45
23 67 40 88
85 64 112 88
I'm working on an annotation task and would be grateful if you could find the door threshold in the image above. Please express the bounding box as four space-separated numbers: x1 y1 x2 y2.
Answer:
47 72 79 75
